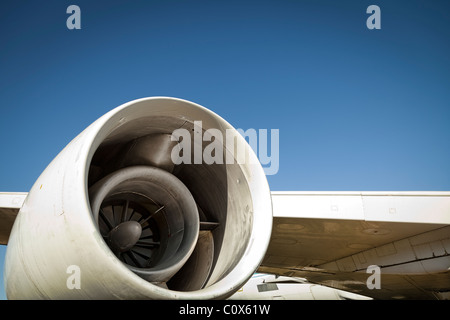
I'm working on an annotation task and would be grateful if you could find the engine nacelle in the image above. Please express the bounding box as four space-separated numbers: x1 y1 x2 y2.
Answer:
4 97 273 299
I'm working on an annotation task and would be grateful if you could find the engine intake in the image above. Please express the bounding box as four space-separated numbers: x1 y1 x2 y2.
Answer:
89 165 200 284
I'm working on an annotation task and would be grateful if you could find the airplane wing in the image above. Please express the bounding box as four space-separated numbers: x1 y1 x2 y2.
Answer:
0 193 27 245
259 192 450 300
1 191 449 299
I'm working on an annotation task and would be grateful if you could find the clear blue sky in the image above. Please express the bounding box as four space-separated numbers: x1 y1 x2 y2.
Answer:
1 0 449 300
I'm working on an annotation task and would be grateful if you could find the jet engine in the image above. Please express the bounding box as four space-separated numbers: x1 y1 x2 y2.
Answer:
4 97 273 299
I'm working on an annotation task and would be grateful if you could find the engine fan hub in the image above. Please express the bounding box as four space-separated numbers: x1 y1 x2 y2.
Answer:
108 221 142 253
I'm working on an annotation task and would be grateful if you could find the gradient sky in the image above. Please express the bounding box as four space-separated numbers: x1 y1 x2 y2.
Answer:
1 0 449 300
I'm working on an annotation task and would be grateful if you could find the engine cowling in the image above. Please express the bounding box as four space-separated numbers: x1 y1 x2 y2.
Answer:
4 97 273 299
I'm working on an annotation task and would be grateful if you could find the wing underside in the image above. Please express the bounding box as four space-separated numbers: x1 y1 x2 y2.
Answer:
260 192 450 300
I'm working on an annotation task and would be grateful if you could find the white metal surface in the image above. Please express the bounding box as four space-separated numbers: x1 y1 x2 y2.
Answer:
229 274 372 300
271 191 450 224
0 193 27 209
